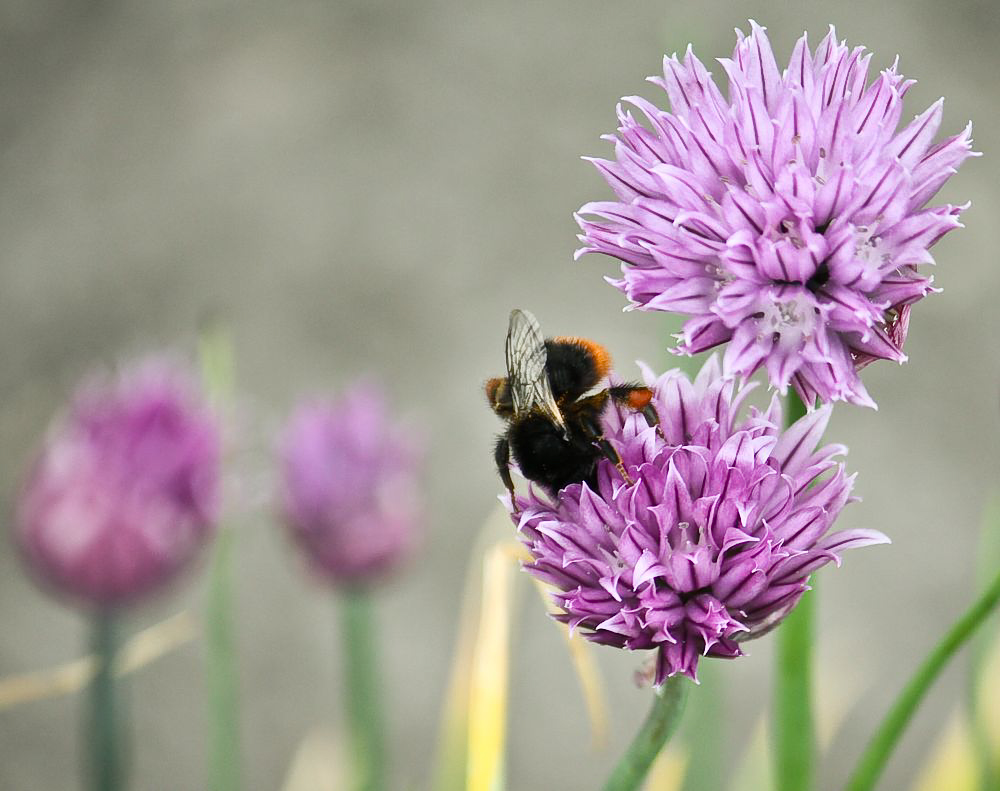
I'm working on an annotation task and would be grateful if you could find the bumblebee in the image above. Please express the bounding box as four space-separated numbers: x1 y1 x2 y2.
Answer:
485 309 659 500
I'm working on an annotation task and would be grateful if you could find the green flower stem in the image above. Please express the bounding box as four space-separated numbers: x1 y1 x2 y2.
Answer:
774 389 814 791
206 525 241 791
844 565 1000 791
199 324 241 791
601 676 691 791
680 661 724 791
341 590 386 791
774 586 815 791
88 610 126 791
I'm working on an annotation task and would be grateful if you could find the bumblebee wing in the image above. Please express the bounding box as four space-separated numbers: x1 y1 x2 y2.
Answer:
506 309 567 433
505 308 549 416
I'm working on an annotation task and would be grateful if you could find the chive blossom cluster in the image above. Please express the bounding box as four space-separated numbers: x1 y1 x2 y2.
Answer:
510 357 887 682
576 22 975 407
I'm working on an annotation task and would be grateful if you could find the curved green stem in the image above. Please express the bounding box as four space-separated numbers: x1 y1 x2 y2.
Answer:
341 591 386 791
844 566 1000 791
774 389 814 791
601 675 690 791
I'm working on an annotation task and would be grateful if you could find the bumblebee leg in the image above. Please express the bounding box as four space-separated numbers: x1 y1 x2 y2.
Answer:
596 437 634 486
644 402 666 441
494 436 517 504
609 384 663 437
576 409 634 487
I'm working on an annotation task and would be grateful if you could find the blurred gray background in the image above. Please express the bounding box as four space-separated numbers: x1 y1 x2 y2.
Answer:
0 1 998 789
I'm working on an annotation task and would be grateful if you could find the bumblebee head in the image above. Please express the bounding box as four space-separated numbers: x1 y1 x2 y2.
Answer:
484 377 514 418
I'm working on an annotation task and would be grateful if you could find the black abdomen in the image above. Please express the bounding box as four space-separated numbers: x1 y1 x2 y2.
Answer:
509 414 599 496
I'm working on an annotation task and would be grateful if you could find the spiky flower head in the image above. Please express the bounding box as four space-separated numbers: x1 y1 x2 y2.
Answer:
279 383 423 589
576 23 976 407
509 357 887 683
16 360 221 608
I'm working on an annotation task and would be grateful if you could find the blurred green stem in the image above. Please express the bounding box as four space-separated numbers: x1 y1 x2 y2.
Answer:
88 610 126 791
199 326 241 791
844 566 1000 791
206 526 241 791
601 676 690 791
773 390 814 791
341 590 386 791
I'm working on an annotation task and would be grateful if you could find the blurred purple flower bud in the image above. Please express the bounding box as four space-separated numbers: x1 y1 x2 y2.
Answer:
509 356 889 684
16 360 222 608
279 384 423 589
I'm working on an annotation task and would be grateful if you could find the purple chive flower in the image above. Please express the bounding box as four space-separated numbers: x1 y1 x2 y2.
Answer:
16 361 221 608
509 356 888 683
576 22 976 407
279 384 423 589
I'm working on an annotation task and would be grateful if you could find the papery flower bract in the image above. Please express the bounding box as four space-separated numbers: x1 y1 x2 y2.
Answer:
576 22 976 407
509 357 888 683
279 384 423 589
16 360 221 608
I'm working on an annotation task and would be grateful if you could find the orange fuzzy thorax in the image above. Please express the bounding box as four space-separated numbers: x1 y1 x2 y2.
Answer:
551 336 612 380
